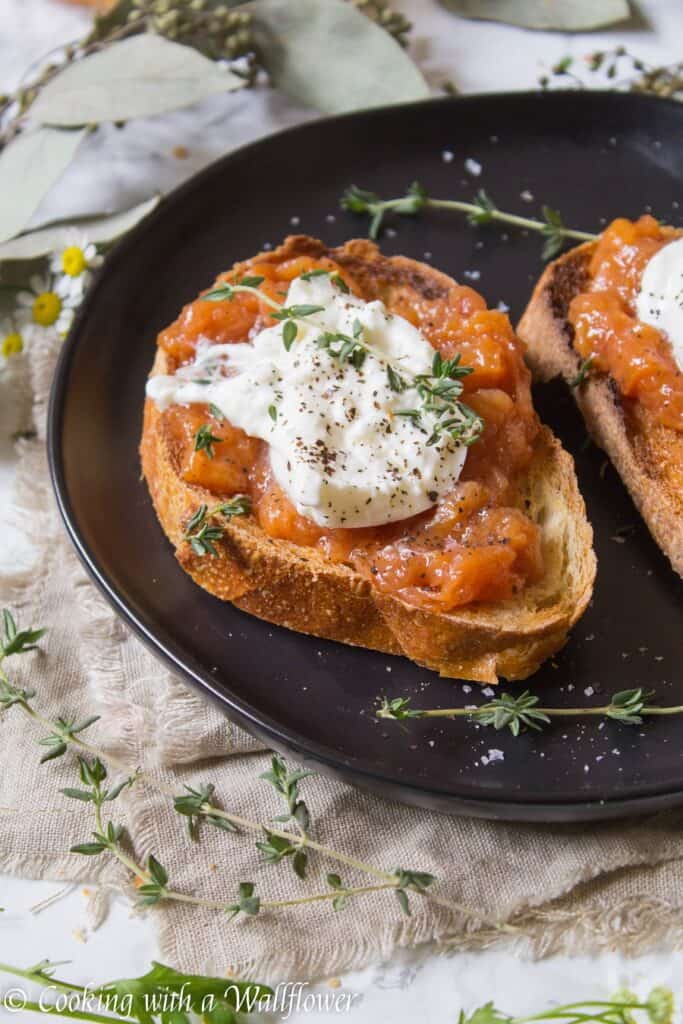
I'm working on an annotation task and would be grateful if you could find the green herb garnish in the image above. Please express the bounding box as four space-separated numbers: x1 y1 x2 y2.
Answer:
341 181 597 260
194 423 221 459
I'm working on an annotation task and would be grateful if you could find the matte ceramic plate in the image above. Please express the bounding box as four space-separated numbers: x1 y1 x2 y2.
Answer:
49 92 683 822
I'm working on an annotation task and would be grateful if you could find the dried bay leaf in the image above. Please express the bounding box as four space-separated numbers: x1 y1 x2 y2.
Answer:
245 0 429 114
31 35 244 127
0 128 86 244
438 0 630 31
0 196 160 261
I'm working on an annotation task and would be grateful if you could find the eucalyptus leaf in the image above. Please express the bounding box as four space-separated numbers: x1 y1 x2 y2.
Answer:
245 0 428 114
32 36 244 127
0 128 86 245
438 0 630 31
0 196 159 261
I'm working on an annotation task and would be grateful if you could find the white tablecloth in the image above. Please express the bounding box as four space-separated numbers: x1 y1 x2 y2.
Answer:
1 0 682 1016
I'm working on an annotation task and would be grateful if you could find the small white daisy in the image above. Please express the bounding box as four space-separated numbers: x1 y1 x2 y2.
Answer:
17 273 78 338
0 316 24 368
50 230 103 302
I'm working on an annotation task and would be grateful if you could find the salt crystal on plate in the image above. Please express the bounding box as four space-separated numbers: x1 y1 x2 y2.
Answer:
465 157 482 176
481 748 504 766
442 149 455 163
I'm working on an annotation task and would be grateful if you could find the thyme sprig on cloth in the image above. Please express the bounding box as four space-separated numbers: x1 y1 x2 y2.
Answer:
1 609 490 927
378 688 683 736
342 182 598 260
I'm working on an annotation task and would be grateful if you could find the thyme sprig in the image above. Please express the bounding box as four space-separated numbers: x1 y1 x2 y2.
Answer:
378 688 682 736
410 351 483 447
182 496 251 556
341 181 598 261
193 423 221 459
0 609 488 926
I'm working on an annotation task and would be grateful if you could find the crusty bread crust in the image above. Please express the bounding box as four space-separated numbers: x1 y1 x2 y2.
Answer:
518 243 683 578
141 237 596 683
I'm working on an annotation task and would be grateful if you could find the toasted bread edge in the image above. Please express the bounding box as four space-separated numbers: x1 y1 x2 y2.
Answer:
518 244 683 578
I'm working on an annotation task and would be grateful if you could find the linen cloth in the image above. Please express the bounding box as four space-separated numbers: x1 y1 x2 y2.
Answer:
2 327 683 982
3 0 683 983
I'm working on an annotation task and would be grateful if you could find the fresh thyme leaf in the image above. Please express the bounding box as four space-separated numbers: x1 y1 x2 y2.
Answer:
606 687 652 725
268 404 278 422
341 181 426 239
194 423 221 459
208 403 225 421
332 273 350 293
468 188 497 225
282 319 298 350
174 783 237 841
256 830 297 865
292 848 308 880
569 355 595 388
226 881 261 921
203 275 265 303
1 607 47 657
300 268 330 281
237 275 265 288
148 854 169 888
217 496 251 520
316 329 367 369
71 841 106 857
377 696 423 720
183 497 250 556
271 304 325 320
61 787 95 803
395 888 410 915
473 691 551 736
203 284 235 302
387 364 407 392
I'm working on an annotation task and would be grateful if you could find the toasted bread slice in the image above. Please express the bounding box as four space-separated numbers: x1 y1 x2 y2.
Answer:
518 243 683 578
141 237 595 683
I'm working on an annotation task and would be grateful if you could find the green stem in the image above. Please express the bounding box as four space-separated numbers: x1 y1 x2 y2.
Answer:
379 704 683 721
9 1002 134 1024
0 964 83 996
425 198 597 242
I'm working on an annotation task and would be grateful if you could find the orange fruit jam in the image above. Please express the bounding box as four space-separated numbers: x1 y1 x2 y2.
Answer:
568 215 683 432
159 252 543 611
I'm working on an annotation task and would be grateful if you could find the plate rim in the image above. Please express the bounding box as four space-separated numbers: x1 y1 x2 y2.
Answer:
48 89 683 822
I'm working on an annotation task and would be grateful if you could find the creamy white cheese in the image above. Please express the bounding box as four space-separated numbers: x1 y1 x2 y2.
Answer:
147 275 469 528
636 235 683 370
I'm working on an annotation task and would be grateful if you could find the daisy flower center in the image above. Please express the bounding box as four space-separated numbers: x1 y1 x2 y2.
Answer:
1 331 23 358
33 291 62 327
62 245 88 278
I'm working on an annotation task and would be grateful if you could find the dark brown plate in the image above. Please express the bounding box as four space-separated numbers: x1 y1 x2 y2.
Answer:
49 91 683 822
